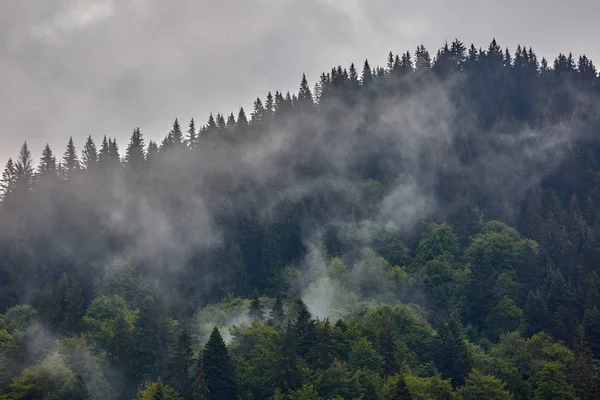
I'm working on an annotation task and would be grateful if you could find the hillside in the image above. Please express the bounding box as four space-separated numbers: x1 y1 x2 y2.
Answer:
1 38 600 399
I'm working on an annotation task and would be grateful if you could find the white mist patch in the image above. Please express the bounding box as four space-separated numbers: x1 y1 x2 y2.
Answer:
302 277 361 321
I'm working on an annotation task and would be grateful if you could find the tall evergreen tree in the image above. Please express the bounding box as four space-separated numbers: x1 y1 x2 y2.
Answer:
125 128 146 169
80 136 98 171
203 327 237 400
1 158 17 202
98 135 110 168
15 142 34 192
37 144 58 178
187 118 198 149
62 137 80 178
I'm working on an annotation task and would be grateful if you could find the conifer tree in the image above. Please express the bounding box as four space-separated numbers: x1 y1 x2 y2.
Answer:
187 118 198 149
62 137 80 178
361 60 373 86
249 287 264 322
251 98 265 125
297 74 313 108
108 138 121 164
170 118 184 146
80 136 98 171
38 144 58 178
293 299 317 367
216 113 226 132
1 158 17 202
235 107 249 136
15 142 34 192
125 127 146 169
203 327 237 400
98 135 110 168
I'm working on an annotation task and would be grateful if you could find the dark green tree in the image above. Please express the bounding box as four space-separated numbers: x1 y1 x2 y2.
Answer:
203 327 237 400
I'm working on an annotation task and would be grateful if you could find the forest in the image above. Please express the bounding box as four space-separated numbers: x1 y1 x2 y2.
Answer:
1 37 600 399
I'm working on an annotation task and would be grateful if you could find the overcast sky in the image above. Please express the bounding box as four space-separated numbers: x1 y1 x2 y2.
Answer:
1 0 599 165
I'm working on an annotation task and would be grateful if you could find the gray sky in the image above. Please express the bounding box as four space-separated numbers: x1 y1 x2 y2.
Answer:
1 0 599 165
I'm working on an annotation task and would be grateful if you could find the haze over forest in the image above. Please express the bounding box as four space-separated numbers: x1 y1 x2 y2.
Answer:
2 33 600 399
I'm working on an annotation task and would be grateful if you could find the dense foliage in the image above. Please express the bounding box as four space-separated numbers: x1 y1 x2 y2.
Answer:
1 38 600 399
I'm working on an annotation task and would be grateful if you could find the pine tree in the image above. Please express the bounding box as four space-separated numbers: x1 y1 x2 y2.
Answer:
249 288 264 322
62 137 80 178
125 127 146 169
15 142 34 192
251 97 265 125
293 299 317 367
170 118 184 146
1 158 17 202
98 135 110 168
37 144 58 178
361 60 373 86
81 136 98 171
203 327 237 400
216 113 226 132
108 138 121 164
297 74 313 109
235 107 249 137
187 118 198 149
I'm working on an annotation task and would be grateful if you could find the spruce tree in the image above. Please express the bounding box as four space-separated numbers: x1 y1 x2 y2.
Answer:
38 144 58 178
203 327 237 400
187 118 198 149
81 136 98 170
293 298 317 367
249 287 264 322
62 137 80 179
108 138 121 164
170 118 185 146
98 135 110 168
235 108 249 136
361 60 373 86
0 158 16 202
125 127 146 169
297 74 313 109
15 142 34 193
